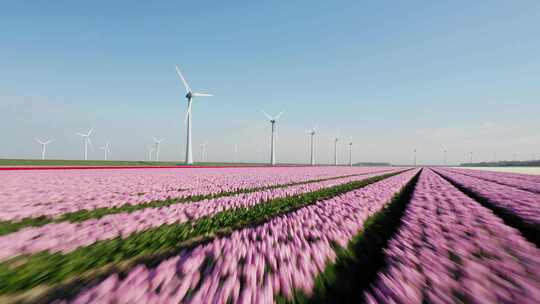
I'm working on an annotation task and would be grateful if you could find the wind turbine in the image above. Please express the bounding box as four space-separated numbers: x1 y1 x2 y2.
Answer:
307 125 317 166
147 146 155 161
152 137 166 162
470 152 473 164
35 138 53 160
443 149 447 166
175 65 213 165
348 137 353 167
76 128 93 160
100 142 111 161
262 111 283 165
413 148 417 167
333 136 339 166
200 142 208 162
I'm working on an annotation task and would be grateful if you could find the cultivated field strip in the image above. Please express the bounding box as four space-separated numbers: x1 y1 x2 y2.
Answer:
434 168 540 226
54 170 419 303
445 168 540 194
0 167 389 222
364 169 540 303
460 168 540 183
0 168 399 236
0 170 409 298
0 170 402 260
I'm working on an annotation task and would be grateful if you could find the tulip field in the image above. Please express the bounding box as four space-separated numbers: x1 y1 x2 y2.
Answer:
0 166 538 303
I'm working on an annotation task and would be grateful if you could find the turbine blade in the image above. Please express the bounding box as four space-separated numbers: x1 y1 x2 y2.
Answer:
152 136 158 142
87 137 94 150
35 138 43 144
275 111 284 120
76 133 86 137
192 92 213 97
261 111 272 120
175 65 192 93
87 128 93 136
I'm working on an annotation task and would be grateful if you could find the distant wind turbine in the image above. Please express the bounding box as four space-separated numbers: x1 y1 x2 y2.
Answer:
175 65 213 165
333 136 339 166
443 149 447 166
262 111 283 165
413 148 417 167
147 146 155 161
76 128 93 160
348 137 353 167
307 125 317 166
100 142 111 161
152 137 166 162
35 138 53 160
200 142 208 162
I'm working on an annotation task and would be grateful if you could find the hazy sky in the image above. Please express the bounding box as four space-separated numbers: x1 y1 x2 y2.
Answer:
1 1 539 165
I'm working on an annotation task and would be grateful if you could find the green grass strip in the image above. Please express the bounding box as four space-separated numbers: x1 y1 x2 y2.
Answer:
0 171 405 296
0 170 391 236
277 169 421 304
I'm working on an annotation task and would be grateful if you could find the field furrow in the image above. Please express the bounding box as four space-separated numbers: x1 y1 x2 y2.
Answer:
53 170 419 304
0 170 411 298
0 170 402 260
364 169 540 303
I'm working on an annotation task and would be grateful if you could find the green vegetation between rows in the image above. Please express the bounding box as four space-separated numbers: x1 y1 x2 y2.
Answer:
280 169 420 304
0 171 389 236
0 171 405 298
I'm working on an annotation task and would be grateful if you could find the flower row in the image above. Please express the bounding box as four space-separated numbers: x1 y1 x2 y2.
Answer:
64 170 418 303
0 167 388 221
365 169 540 303
434 168 540 226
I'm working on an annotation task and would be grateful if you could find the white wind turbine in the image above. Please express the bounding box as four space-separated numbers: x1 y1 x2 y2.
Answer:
348 137 353 166
175 65 213 165
147 146 155 161
152 137 166 162
100 142 111 161
307 125 317 166
200 141 208 162
262 111 283 165
35 138 53 160
76 128 93 160
333 135 339 166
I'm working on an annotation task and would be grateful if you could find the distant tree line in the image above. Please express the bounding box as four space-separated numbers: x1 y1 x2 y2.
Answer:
461 160 540 167
354 162 392 167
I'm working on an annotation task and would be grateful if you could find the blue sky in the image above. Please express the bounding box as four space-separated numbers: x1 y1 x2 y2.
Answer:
1 1 539 165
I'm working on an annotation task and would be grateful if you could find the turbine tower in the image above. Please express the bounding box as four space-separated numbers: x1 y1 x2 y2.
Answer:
200 142 208 162
147 146 155 161
76 128 93 161
262 111 283 165
152 137 166 162
348 137 353 167
413 148 417 167
307 126 317 166
35 138 53 160
333 136 339 166
443 149 447 166
100 142 111 161
175 65 213 165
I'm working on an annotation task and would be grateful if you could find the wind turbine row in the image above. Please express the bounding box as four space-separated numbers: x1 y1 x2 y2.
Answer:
35 128 112 161
176 65 353 166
